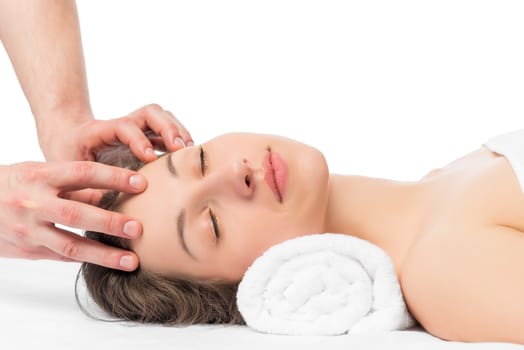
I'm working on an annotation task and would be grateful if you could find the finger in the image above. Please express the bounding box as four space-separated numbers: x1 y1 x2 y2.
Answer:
147 131 185 152
39 225 139 271
59 188 105 206
0 239 65 260
159 110 194 151
38 197 142 240
151 139 167 152
25 246 73 261
164 110 193 146
112 119 158 162
132 104 192 152
147 135 168 152
83 117 155 163
45 161 147 193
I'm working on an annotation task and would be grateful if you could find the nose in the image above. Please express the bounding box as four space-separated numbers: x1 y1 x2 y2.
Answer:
231 158 255 198
206 158 255 199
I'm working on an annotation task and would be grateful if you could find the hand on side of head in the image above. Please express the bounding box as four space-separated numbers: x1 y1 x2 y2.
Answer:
0 160 149 270
41 103 193 163
9 103 193 270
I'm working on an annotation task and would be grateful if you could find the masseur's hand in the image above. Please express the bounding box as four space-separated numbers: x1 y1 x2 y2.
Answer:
39 104 193 162
29 104 193 271
0 161 148 270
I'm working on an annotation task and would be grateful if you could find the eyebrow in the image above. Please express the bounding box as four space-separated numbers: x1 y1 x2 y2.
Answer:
167 153 196 260
166 152 177 176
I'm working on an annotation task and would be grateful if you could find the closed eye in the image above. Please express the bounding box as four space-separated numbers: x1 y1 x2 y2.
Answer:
209 209 220 240
200 146 219 241
200 146 208 176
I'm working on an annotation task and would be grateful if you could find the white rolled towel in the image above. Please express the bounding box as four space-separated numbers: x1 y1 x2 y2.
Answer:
236 233 416 335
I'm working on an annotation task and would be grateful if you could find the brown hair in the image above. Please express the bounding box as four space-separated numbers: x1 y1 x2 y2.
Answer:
75 145 244 325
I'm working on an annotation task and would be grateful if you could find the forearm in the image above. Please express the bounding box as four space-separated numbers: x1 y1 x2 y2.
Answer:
0 0 93 142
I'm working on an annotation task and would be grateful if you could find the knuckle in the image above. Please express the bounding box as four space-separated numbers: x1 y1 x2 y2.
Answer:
71 162 95 181
16 162 46 183
87 190 104 205
117 117 134 128
59 204 81 226
105 213 121 235
12 224 29 240
8 195 41 216
110 168 124 187
145 103 163 114
60 239 80 259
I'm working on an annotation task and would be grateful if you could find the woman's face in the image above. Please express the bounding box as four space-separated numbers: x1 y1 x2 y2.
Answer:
119 132 329 282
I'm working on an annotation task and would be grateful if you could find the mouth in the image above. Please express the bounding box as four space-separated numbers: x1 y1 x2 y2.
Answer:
263 148 288 203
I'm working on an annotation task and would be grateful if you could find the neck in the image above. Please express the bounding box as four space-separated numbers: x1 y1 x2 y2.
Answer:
323 174 431 271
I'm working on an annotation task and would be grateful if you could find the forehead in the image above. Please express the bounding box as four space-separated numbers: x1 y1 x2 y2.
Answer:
117 154 184 267
119 153 173 229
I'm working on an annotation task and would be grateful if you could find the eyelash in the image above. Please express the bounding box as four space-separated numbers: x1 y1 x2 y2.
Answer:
200 146 208 176
209 209 220 240
200 146 220 240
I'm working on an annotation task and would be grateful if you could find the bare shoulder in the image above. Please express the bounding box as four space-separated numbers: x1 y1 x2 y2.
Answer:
396 145 524 344
400 223 524 344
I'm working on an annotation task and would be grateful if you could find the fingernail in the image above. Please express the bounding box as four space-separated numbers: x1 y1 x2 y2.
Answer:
119 255 136 270
129 174 146 190
123 220 140 237
174 137 186 148
186 140 194 147
145 148 155 157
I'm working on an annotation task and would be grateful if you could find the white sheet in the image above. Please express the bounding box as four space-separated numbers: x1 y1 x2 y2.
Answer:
1 258 521 350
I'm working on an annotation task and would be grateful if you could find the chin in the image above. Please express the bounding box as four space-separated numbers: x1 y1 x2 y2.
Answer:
305 147 329 190
293 146 330 231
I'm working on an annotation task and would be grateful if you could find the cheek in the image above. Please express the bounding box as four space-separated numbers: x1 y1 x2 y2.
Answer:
223 209 318 264
217 205 327 280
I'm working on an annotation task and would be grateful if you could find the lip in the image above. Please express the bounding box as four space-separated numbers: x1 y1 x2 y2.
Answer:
263 150 288 203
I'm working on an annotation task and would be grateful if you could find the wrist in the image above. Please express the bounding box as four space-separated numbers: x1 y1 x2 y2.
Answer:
35 104 94 132
36 107 94 161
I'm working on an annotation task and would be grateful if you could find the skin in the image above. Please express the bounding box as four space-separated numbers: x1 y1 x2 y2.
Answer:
0 0 193 270
0 0 192 160
120 132 430 282
120 132 524 344
120 133 331 281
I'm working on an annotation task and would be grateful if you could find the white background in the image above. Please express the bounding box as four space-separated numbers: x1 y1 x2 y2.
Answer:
1 0 523 181
1 2 524 349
